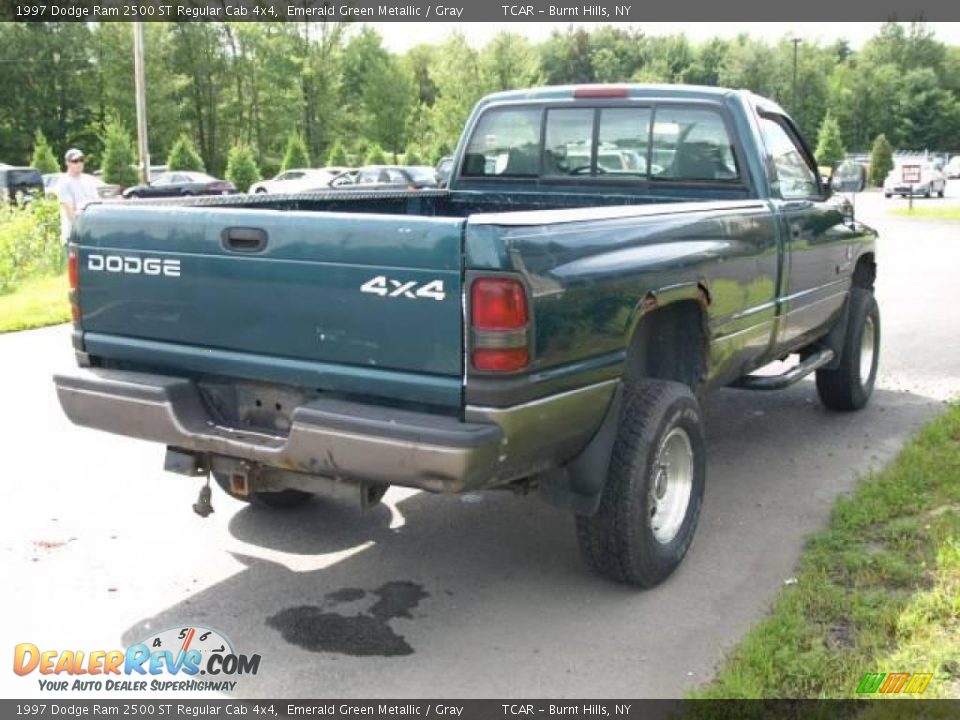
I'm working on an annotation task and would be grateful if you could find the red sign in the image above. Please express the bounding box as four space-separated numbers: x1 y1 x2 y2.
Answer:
901 165 921 184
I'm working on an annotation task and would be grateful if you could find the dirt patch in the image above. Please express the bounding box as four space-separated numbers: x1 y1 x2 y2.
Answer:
826 622 855 650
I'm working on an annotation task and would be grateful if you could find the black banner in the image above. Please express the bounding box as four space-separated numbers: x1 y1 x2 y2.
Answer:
4 700 960 720
3 0 960 22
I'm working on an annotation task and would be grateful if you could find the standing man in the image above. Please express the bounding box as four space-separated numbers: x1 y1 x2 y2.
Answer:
56 148 99 245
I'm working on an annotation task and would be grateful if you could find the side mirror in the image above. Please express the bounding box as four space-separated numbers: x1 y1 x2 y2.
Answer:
832 162 866 194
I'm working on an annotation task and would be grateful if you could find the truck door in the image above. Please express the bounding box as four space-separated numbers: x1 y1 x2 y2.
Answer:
758 113 851 350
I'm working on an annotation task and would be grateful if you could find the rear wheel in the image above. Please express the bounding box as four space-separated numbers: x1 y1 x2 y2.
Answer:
816 288 880 411
576 380 706 588
213 472 313 509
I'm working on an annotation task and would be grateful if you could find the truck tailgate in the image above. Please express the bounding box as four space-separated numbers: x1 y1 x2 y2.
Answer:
74 205 464 407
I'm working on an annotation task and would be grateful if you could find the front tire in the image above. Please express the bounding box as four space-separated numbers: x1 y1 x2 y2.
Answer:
212 472 313 509
816 288 880 411
576 380 706 588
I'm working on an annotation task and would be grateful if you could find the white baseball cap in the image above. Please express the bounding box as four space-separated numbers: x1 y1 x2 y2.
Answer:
64 148 85 162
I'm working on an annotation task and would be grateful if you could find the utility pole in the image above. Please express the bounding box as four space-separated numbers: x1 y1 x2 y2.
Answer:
792 37 802 114
133 22 150 184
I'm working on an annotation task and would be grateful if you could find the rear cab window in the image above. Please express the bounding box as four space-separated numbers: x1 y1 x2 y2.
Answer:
459 99 743 187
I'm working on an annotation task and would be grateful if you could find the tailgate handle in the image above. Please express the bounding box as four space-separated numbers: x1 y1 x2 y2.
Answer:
222 227 268 253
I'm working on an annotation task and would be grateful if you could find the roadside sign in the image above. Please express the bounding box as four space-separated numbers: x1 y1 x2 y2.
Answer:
901 165 921 184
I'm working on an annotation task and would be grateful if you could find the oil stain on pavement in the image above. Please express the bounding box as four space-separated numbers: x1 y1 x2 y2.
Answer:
267 581 428 657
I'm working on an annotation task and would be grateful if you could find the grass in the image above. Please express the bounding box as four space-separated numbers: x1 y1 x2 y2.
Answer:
890 205 960 220
0 273 70 333
694 403 960 700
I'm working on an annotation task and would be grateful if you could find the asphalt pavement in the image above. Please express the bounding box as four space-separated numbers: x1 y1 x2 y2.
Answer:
1 187 958 699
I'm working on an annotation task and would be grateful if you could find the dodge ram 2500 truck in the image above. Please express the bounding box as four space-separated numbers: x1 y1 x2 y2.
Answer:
55 84 877 587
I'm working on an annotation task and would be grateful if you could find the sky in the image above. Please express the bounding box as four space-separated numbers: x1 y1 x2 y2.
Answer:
370 21 960 52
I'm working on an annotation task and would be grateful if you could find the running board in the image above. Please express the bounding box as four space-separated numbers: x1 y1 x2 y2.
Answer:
732 348 835 391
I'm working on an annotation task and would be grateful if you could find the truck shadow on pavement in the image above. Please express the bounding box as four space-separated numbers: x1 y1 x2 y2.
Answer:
120 382 949 697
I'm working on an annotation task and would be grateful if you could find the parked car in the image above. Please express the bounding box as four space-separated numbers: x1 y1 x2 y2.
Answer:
349 165 438 190
945 156 960 179
0 165 43 203
56 84 875 589
250 168 344 195
328 169 359 188
123 171 237 199
883 161 946 198
435 156 453 186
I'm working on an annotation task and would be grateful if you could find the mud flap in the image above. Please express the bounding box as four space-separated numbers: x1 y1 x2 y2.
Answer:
538 383 623 517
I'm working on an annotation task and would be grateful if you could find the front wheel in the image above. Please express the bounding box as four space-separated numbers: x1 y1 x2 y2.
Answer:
212 472 313 509
576 380 706 588
816 288 880 411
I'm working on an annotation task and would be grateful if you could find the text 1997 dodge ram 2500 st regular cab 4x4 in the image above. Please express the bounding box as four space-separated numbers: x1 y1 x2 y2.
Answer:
55 84 876 587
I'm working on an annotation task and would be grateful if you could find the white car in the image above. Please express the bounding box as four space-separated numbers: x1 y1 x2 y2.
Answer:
249 168 342 195
884 162 946 198
945 156 960 179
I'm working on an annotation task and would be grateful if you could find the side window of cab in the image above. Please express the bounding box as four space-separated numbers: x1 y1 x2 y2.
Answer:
759 115 820 199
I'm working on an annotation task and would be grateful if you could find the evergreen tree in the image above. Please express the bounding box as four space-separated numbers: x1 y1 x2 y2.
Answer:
30 130 59 174
281 132 311 171
364 144 387 165
100 117 138 187
869 134 894 187
326 140 348 167
225 143 261 192
815 111 847 168
167 133 205 172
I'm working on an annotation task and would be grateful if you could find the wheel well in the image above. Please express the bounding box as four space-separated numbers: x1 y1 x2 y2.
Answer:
853 253 876 290
624 300 708 390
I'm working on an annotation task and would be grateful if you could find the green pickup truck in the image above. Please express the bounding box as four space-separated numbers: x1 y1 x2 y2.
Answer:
55 84 877 587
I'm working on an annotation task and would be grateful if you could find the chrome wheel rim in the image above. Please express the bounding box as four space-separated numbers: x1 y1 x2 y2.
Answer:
860 316 876 385
649 427 694 544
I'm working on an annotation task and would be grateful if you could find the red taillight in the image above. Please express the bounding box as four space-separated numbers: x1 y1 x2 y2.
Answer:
470 278 530 373
473 348 529 372
471 278 528 330
68 248 78 290
68 247 80 326
574 86 629 99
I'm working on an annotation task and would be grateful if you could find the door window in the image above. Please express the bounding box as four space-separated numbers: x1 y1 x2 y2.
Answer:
759 116 819 199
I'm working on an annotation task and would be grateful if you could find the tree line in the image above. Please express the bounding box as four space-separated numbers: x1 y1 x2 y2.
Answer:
1 21 957 184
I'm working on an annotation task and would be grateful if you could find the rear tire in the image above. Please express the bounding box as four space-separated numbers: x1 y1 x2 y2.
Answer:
576 380 706 588
213 472 313 509
816 288 880 411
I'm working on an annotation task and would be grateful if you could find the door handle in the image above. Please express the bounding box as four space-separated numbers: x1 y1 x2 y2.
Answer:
222 227 268 253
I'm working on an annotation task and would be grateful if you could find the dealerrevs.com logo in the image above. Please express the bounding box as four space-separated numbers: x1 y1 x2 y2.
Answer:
13 626 261 692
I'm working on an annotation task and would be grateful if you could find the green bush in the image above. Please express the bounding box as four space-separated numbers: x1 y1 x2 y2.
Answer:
225 143 261 193
364 143 387 165
100 118 139 188
403 147 423 166
167 133 206 172
814 111 846 169
0 198 62 294
31 130 59 175
326 140 348 167
281 133 311 171
869 134 894 187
